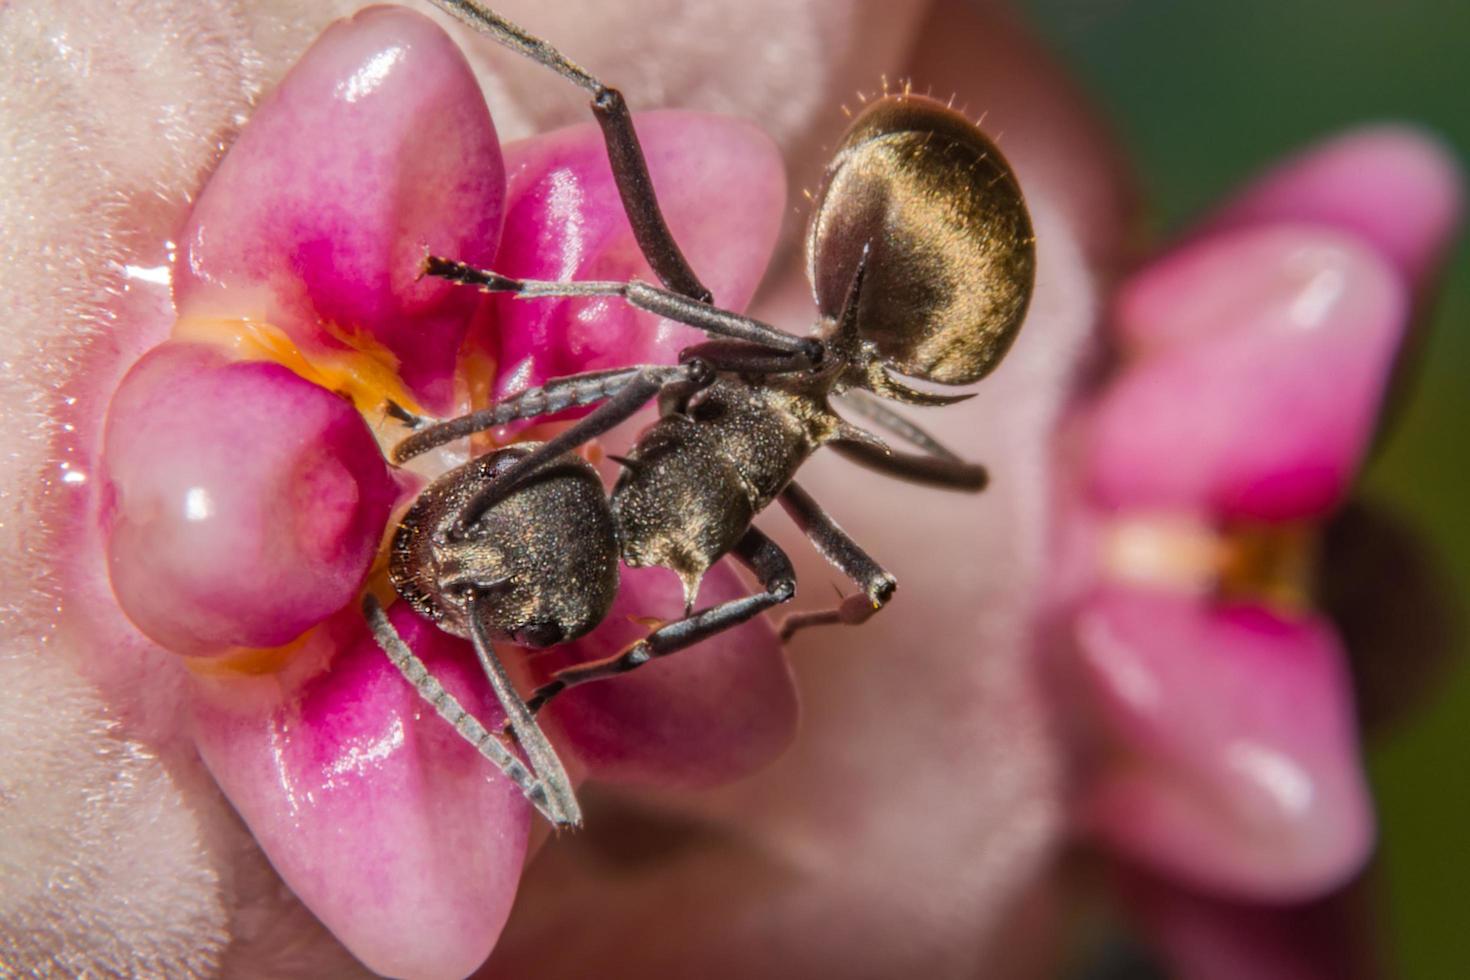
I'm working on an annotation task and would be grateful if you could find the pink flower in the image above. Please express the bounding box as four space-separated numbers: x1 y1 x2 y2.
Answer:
0 1 1459 977
58 8 796 976
1049 125 1463 905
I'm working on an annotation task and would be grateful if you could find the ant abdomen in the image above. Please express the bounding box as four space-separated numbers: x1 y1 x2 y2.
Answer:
807 94 1036 386
390 443 619 649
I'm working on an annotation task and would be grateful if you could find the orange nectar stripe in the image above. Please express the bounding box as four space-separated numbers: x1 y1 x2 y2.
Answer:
172 315 425 419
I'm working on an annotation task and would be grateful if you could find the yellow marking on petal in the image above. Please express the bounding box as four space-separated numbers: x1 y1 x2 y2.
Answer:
183 630 316 677
457 343 500 455
1103 514 1224 595
362 550 400 607
458 344 497 410
1102 512 1317 614
172 315 424 418
1219 522 1315 614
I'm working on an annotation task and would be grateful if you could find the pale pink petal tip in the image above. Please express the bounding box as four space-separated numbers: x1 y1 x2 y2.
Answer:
174 5 505 413
100 342 396 655
1071 590 1373 902
1212 124 1466 288
1097 225 1407 520
542 562 798 787
192 602 530 980
490 110 786 397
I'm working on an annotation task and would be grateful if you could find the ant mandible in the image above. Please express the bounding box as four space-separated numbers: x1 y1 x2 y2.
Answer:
362 0 1036 828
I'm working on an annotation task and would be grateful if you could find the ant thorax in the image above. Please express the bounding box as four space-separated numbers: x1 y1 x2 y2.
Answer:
612 374 847 606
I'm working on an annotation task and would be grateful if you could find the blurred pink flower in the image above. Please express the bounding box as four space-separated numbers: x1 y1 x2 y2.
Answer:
1046 127 1462 971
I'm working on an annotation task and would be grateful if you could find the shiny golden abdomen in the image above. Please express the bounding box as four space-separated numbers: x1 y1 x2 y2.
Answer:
807 94 1036 386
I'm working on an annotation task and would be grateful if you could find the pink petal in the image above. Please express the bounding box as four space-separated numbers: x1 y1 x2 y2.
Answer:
191 602 530 980
489 111 785 398
1065 588 1372 901
1092 225 1407 520
536 562 798 787
100 342 398 655
1208 125 1465 289
174 6 504 413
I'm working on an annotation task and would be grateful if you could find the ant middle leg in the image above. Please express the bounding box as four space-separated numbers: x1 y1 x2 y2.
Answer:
523 527 797 714
426 0 710 302
774 481 898 642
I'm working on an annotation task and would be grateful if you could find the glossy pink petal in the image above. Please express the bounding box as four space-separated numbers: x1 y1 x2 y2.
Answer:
175 6 504 413
537 563 797 787
489 111 785 398
100 342 398 655
1208 125 1465 288
1092 225 1406 520
1067 589 1371 901
191 603 530 980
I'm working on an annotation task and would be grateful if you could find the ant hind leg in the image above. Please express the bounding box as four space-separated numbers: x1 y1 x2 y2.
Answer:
362 594 577 827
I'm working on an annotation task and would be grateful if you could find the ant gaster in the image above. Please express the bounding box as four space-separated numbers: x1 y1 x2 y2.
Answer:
363 0 1036 827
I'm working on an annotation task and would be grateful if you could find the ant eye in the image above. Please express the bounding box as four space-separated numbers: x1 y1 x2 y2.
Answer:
807 95 1035 385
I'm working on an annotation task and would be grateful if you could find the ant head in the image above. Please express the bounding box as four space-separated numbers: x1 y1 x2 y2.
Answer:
807 94 1036 395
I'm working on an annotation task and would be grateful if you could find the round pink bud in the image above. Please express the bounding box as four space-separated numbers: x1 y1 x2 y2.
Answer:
101 342 399 656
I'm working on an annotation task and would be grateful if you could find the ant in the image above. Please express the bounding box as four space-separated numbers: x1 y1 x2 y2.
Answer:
362 0 1036 828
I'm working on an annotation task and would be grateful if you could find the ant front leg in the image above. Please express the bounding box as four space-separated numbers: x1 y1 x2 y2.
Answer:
775 481 898 642
465 590 582 827
836 389 966 461
426 0 710 302
524 528 797 714
362 595 579 827
391 364 683 464
386 357 714 531
832 439 990 492
833 391 990 492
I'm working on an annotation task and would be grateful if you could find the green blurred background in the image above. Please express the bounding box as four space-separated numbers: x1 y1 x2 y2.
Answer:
1023 1 1468 975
